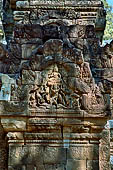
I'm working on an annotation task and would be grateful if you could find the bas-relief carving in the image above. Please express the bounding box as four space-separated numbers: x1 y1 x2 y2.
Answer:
29 64 80 110
19 36 111 113
0 14 112 114
0 1 113 170
25 9 80 23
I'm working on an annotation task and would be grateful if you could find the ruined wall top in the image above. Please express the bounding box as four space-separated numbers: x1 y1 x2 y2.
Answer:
2 0 106 43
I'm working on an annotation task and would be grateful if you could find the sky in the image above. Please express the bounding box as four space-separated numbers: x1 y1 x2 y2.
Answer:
107 0 113 6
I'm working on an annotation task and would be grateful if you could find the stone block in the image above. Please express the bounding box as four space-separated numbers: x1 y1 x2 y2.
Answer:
71 125 89 133
43 39 63 57
67 145 99 160
7 132 24 140
59 64 80 78
102 68 113 78
8 166 14 170
66 160 86 170
28 117 57 125
0 101 4 114
69 38 84 50
8 146 24 166
87 160 99 170
24 133 62 140
9 165 26 170
44 165 53 170
44 164 65 170
9 145 44 166
27 124 60 133
22 69 55 85
22 39 43 59
16 1 29 8
43 147 66 164
36 165 45 170
1 118 26 131
2 101 28 115
27 165 35 170
22 70 36 85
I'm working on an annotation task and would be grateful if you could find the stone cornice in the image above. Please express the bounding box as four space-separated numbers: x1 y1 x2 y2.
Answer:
10 0 104 11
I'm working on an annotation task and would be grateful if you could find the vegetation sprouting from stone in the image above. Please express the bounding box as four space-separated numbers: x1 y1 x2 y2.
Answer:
102 0 113 40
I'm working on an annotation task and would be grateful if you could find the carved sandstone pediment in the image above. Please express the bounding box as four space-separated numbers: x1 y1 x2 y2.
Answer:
20 39 110 113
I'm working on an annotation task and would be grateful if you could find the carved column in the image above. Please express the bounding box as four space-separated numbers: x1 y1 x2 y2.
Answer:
99 127 111 170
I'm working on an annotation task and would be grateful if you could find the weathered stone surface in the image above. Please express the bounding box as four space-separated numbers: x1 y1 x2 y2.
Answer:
1 118 26 131
87 160 99 170
99 129 111 170
8 145 44 166
43 147 66 164
44 164 65 170
66 160 86 170
7 132 24 140
67 145 99 160
0 0 112 170
2 101 28 114
22 39 43 59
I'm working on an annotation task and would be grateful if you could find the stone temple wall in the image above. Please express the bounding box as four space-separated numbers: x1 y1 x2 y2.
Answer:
0 0 113 170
